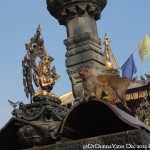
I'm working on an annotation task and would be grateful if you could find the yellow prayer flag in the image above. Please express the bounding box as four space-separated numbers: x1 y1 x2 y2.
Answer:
137 34 150 61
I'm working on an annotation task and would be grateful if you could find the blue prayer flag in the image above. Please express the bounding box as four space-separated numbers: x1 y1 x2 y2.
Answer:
121 54 137 80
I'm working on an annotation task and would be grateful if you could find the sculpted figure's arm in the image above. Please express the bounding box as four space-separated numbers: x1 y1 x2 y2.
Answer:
40 76 54 88
51 66 60 80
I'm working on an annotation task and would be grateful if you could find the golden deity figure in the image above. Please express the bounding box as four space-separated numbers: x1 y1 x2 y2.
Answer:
22 25 60 102
34 55 60 97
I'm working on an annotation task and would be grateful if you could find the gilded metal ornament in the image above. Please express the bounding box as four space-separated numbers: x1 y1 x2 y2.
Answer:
103 34 119 74
22 25 60 102
135 97 150 125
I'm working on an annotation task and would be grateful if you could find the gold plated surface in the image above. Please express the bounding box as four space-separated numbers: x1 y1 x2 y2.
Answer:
22 25 60 102
103 34 119 74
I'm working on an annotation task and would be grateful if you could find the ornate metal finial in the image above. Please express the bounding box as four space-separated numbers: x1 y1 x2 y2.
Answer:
103 34 119 74
103 34 112 71
37 24 41 33
22 25 60 103
104 33 111 45
8 100 19 110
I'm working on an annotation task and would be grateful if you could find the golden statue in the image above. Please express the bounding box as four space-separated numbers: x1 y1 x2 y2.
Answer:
22 25 60 102
34 55 60 97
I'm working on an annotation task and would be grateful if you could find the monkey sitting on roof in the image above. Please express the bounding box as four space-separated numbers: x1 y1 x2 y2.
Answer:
79 68 130 110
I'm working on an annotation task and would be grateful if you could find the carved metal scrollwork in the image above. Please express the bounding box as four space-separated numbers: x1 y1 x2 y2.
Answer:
14 97 68 149
135 98 150 125
22 25 60 103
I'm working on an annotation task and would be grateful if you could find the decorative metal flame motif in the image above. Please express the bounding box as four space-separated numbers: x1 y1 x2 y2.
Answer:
22 25 60 102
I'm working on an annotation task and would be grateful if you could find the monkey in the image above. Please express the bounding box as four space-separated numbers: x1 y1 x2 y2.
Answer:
79 68 117 104
79 68 130 111
79 68 98 101
100 83 117 104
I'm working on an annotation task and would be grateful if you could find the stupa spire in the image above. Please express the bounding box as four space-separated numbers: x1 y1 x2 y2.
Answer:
103 33 119 74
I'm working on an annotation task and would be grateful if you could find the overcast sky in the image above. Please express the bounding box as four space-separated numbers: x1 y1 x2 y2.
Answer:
0 0 150 128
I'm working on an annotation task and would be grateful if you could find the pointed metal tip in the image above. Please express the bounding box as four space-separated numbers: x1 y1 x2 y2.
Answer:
104 33 108 39
37 24 41 32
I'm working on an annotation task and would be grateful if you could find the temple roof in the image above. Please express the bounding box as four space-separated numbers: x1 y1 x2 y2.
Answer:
60 99 150 140
59 91 74 105
0 118 20 150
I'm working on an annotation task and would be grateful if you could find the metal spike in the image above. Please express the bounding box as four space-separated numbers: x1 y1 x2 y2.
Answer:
22 60 25 67
23 78 26 87
24 88 29 99
22 68 26 77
